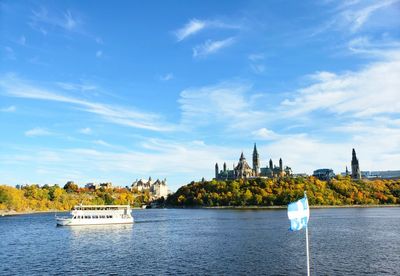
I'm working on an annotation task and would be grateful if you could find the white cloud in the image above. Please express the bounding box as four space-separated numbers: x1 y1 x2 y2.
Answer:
64 10 77 30
29 7 81 34
0 139 238 190
175 19 206 41
248 53 266 74
0 105 16 112
343 0 399 32
79 127 92 134
251 128 279 140
160 73 174 81
0 74 175 132
281 51 400 117
56 81 97 91
312 0 400 36
96 50 102 58
174 18 241 41
93 139 113 147
250 64 265 74
179 82 268 131
248 53 264 62
347 36 400 56
25 127 53 137
193 37 235 57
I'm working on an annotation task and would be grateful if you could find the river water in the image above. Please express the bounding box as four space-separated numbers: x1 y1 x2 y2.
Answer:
0 208 399 275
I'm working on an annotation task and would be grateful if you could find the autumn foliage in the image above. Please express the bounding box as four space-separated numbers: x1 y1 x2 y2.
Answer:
0 184 152 212
167 176 400 207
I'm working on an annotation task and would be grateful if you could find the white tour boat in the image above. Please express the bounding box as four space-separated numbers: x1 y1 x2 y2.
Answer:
56 205 134 226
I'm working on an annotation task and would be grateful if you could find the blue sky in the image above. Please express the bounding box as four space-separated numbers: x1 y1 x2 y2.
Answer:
1 0 400 190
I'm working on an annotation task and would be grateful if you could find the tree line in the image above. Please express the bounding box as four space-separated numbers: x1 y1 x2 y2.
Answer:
166 176 400 207
0 183 152 212
2 176 399 212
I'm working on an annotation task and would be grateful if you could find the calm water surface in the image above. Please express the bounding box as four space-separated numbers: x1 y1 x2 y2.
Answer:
0 208 399 275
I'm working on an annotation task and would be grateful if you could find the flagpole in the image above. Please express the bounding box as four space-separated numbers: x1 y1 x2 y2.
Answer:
306 225 310 276
304 191 310 276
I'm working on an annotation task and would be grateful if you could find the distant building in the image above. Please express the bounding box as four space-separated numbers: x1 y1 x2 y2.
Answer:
351 148 361 180
215 143 292 180
85 183 99 190
292 173 308 178
99 182 112 189
313 169 335 181
342 170 400 179
131 177 169 199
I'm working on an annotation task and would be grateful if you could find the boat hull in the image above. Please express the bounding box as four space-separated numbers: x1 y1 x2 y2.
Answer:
56 217 134 226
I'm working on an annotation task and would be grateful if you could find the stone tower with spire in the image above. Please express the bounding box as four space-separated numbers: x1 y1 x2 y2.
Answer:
252 143 260 176
351 148 361 180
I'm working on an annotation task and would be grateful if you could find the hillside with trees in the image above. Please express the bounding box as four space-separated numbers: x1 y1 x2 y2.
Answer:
0 184 152 213
166 176 400 207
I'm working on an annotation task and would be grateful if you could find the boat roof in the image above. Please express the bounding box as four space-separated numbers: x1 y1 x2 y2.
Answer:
73 205 131 209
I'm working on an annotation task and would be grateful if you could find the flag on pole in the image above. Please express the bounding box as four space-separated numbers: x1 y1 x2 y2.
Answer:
287 194 310 231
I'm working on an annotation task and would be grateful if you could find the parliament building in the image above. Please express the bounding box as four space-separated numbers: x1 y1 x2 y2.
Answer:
214 143 292 180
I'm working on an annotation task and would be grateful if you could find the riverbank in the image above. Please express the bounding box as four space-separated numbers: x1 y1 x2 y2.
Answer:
2 204 399 216
0 210 62 217
0 207 146 216
174 204 400 210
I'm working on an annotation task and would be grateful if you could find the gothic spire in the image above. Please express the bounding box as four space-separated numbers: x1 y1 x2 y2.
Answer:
253 143 258 154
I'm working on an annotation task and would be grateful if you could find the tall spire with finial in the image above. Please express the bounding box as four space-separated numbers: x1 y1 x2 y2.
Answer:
351 148 361 180
252 143 260 175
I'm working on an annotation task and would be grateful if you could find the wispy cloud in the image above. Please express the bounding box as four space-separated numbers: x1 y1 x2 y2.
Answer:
347 36 400 56
174 18 241 41
63 10 78 30
175 19 207 41
248 53 266 74
0 74 175 132
280 51 400 117
56 81 97 91
25 127 53 137
251 128 279 140
193 37 235 57
179 82 268 131
310 0 400 38
18 35 26 46
29 7 80 34
343 0 399 32
0 105 16 112
93 139 113 147
0 139 238 189
160 73 174 81
96 50 102 58
79 127 92 134
3 47 16 60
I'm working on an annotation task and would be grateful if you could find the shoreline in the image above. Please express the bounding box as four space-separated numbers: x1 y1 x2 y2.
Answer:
1 204 399 216
0 207 145 217
201 204 400 210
